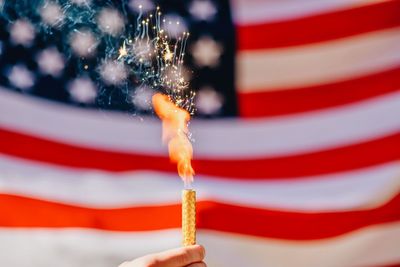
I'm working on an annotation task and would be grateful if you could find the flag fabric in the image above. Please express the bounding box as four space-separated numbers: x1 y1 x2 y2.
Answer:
1 0 400 267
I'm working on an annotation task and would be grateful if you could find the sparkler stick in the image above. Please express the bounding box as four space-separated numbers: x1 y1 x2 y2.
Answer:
182 189 196 246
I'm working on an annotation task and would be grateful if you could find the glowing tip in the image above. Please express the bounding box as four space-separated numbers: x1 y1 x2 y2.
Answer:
117 42 128 59
164 51 173 61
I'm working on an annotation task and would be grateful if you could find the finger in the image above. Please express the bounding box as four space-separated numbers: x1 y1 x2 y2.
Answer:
144 245 205 267
118 261 133 267
157 245 205 267
186 262 207 267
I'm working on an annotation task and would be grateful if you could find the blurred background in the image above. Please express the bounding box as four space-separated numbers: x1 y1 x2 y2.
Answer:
0 0 400 266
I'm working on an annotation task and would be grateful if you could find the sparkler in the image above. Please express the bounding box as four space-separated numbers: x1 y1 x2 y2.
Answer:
111 5 197 244
123 7 197 246
152 93 196 246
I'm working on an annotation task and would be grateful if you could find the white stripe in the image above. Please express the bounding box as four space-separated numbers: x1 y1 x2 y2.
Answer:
0 89 400 159
237 27 400 91
1 89 400 158
1 223 400 267
231 0 386 25
1 155 399 211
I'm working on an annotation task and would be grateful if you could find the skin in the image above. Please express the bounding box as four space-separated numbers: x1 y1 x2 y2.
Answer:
119 245 206 267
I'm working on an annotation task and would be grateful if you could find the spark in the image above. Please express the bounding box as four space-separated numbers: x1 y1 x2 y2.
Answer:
117 9 194 114
118 41 128 60
2 2 195 115
163 47 173 61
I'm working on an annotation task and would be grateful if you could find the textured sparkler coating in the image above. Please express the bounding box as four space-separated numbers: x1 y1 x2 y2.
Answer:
182 189 196 246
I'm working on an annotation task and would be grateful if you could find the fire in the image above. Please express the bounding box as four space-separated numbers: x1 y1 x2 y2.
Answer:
117 42 128 59
152 93 194 186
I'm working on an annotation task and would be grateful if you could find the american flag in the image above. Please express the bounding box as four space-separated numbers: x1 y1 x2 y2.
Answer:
1 0 400 266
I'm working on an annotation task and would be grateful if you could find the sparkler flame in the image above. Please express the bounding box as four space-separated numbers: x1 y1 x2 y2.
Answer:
118 41 128 59
152 93 194 187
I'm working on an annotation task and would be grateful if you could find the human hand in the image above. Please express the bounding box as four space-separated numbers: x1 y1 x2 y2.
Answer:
119 245 206 267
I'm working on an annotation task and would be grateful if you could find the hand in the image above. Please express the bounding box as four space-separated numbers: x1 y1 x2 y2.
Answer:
119 245 206 267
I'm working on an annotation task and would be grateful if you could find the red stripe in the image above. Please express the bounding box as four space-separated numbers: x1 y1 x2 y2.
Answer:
0 193 399 240
1 127 400 179
238 67 400 117
237 0 400 50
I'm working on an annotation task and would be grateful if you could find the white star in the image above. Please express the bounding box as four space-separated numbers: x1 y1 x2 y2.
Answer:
195 86 224 115
36 47 65 77
97 8 125 36
8 65 35 90
131 85 155 110
69 29 98 57
162 14 188 38
71 0 91 5
128 0 154 13
189 0 217 21
190 36 223 68
68 77 97 103
98 60 128 85
9 19 36 47
40 2 65 27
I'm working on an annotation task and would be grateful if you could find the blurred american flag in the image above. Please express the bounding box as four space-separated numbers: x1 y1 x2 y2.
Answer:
0 0 400 266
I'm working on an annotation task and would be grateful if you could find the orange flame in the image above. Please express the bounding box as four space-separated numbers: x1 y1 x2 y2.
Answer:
152 93 194 186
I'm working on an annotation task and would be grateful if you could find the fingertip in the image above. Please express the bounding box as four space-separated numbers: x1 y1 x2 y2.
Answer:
197 245 206 259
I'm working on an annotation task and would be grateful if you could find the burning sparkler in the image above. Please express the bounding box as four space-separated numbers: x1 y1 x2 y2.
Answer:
118 8 196 246
118 5 196 246
152 92 196 246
